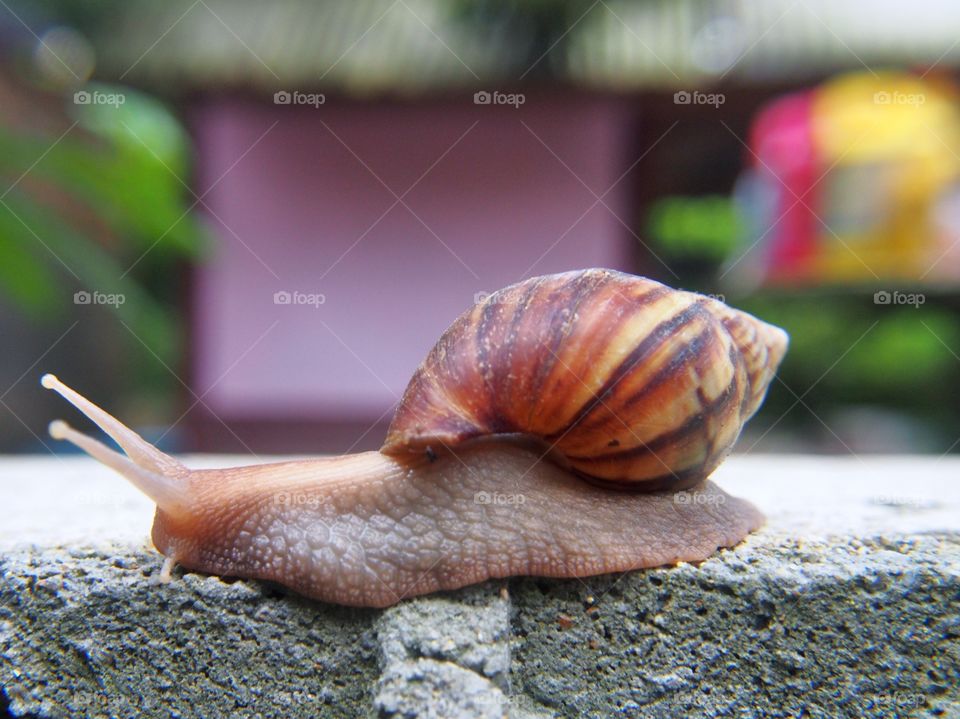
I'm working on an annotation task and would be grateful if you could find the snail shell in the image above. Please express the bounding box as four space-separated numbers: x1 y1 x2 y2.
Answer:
383 269 788 490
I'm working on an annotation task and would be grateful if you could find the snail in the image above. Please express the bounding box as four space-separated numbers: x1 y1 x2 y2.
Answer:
43 268 787 608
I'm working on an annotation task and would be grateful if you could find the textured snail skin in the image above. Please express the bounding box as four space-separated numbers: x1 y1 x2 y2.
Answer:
41 269 786 608
147 443 762 607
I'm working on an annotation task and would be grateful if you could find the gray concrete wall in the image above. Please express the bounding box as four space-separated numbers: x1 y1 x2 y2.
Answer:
1 454 958 718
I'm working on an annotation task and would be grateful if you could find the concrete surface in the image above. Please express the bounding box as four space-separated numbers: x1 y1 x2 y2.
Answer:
1 454 958 718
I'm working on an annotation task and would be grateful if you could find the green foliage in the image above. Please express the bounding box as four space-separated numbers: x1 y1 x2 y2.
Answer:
738 292 960 430
646 195 742 262
0 83 206 362
842 313 956 396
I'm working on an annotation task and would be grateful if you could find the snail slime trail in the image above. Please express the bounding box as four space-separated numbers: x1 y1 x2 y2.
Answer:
43 269 787 607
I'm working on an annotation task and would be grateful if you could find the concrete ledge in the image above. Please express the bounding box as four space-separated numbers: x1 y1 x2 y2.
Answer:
1 455 959 718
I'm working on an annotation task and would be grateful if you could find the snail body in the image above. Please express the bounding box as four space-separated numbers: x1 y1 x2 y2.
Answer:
43 269 787 607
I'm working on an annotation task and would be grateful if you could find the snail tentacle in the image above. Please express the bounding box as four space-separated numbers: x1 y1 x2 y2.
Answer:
42 373 185 476
42 374 191 518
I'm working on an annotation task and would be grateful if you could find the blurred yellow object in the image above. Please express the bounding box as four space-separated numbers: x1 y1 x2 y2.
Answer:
810 72 960 282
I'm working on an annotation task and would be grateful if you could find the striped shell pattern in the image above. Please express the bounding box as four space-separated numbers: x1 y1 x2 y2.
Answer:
382 269 788 491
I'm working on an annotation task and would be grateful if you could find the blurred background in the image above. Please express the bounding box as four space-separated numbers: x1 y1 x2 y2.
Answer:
2 0 960 457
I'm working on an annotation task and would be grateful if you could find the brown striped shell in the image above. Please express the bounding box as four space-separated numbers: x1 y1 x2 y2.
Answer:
382 269 788 491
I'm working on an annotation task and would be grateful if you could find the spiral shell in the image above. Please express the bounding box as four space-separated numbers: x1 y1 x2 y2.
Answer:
382 269 788 490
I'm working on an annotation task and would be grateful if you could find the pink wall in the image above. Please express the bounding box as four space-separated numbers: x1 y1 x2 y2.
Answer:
189 93 635 433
